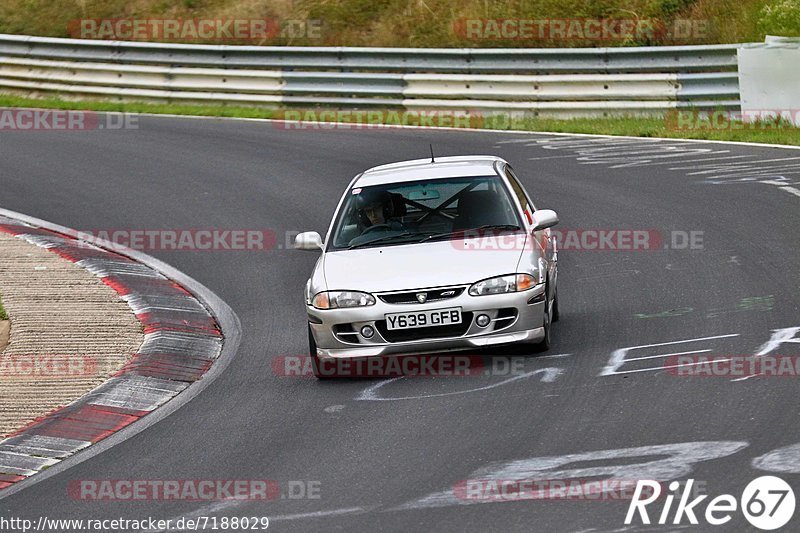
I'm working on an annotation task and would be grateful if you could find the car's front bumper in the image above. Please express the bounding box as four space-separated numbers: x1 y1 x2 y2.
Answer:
308 285 546 359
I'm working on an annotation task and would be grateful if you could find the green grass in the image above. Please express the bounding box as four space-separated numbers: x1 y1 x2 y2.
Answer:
0 95 278 120
1 94 799 147
502 115 800 145
0 294 7 321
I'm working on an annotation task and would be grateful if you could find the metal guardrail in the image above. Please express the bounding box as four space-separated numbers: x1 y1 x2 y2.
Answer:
0 34 743 72
0 34 749 117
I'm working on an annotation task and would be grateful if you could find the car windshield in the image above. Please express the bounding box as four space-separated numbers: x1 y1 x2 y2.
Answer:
328 175 523 251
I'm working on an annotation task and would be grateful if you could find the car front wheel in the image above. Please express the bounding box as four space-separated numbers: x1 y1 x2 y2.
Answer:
537 294 552 351
536 277 559 350
552 287 560 323
308 325 331 379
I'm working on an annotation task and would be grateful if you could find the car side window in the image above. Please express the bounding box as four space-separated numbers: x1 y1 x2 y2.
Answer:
505 166 536 215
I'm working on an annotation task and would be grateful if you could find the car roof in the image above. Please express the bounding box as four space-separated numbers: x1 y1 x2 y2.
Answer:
354 155 507 187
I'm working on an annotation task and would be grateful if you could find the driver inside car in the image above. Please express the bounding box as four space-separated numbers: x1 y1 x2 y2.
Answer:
357 189 407 232
346 189 410 247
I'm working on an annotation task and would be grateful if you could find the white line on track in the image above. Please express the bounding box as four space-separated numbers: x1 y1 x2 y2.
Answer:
624 349 712 363
269 507 367 522
503 133 800 198
730 373 765 382
600 334 739 376
779 186 800 198
356 367 563 401
618 154 752 167
609 358 733 376
152 504 368 531
149 498 250 532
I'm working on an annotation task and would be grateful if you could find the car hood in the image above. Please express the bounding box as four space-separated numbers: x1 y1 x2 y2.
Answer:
322 236 527 293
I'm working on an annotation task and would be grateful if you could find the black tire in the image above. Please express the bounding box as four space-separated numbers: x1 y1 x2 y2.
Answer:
537 297 552 351
552 287 560 323
309 325 331 379
535 280 554 351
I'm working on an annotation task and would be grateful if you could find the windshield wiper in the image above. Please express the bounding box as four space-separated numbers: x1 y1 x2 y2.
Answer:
347 232 422 250
472 224 522 232
419 224 522 243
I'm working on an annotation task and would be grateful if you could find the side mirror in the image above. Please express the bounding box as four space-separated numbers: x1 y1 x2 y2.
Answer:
531 209 559 231
294 231 323 251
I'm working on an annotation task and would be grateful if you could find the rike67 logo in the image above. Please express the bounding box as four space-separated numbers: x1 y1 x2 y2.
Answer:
626 476 795 530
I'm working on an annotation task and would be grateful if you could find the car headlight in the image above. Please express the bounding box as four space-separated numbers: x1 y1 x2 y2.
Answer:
468 273 537 296
312 291 376 309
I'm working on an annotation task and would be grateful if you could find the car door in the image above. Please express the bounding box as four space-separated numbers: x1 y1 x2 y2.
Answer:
503 165 557 289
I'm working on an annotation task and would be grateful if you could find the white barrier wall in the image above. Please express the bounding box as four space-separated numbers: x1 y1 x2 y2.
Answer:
738 36 800 122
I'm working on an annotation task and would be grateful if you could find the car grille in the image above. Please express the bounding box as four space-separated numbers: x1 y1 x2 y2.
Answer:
376 312 473 342
378 287 465 305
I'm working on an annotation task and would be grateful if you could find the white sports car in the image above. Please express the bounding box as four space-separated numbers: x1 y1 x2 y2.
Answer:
295 155 560 378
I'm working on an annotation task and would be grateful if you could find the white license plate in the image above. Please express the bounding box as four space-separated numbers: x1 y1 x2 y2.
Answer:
385 307 462 330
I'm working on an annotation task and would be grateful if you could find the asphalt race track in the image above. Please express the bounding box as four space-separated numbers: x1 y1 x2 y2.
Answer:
1 115 799 532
